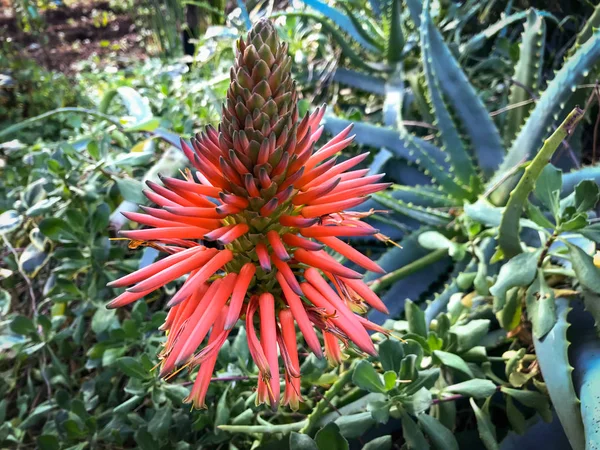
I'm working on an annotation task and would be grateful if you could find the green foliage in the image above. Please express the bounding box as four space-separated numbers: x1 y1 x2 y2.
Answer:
3 1 600 449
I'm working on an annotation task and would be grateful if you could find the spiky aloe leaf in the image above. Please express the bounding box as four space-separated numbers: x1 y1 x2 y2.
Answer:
424 257 474 324
366 228 452 323
568 2 600 57
504 10 546 146
332 68 386 95
562 165 600 195
498 107 584 258
420 8 478 186
377 71 404 176
279 12 388 73
533 298 584 450
322 116 471 198
389 185 456 207
568 303 600 449
405 0 422 28
321 116 446 167
374 191 454 227
420 0 505 177
460 10 553 56
339 3 385 52
384 0 404 65
407 71 434 123
299 0 380 53
490 29 600 203
334 117 474 198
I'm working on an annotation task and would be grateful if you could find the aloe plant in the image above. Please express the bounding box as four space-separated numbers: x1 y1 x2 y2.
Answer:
313 1 600 322
302 1 600 446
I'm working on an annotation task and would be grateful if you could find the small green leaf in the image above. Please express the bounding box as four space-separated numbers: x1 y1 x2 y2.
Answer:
38 217 73 241
399 354 418 382
470 398 499 450
334 412 375 439
91 307 116 334
383 371 397 391
315 423 349 450
445 379 497 399
580 223 600 242
433 350 474 377
116 357 151 380
534 164 562 218
37 435 60 450
526 201 555 229
506 396 526 434
401 411 430 450
525 270 557 339
116 177 146 204
559 213 588 232
353 360 386 394
0 210 21 234
451 319 490 352
290 432 318 450
10 315 36 335
214 388 230 430
379 339 404 373
574 179 600 213
123 117 160 132
149 407 172 439
406 299 427 337
135 428 158 450
565 242 600 293
489 250 541 310
417 413 459 450
363 436 392 450
402 387 433 415
501 387 552 422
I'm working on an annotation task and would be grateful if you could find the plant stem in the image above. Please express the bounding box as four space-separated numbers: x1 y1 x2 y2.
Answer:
300 362 357 435
498 107 584 258
218 420 307 434
432 385 502 405
1 233 37 317
181 375 255 386
538 231 558 267
368 248 448 293
0 107 122 139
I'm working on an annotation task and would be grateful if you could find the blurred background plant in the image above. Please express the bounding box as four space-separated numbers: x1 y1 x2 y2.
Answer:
2 0 600 449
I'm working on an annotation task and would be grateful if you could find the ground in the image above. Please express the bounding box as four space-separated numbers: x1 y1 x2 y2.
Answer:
0 1 147 74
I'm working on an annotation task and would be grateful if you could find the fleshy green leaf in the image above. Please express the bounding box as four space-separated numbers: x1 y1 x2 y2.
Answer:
401 411 430 450
534 164 562 219
363 436 392 450
379 339 404 373
470 398 499 450
406 299 427 337
315 423 349 450
417 413 459 450
353 360 387 394
445 379 497 399
290 432 318 450
433 350 473 377
489 250 541 310
451 319 490 352
116 357 151 380
525 269 557 339
565 241 600 294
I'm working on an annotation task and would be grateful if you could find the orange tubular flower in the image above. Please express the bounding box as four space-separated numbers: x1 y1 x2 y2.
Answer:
107 19 390 409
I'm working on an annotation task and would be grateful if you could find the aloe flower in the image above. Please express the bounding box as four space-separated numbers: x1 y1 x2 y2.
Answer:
107 19 390 409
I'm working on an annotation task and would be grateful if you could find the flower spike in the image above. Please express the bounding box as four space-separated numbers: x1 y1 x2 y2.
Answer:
107 18 391 410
